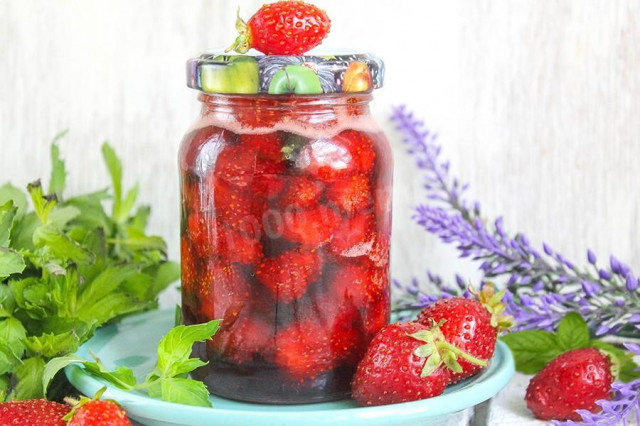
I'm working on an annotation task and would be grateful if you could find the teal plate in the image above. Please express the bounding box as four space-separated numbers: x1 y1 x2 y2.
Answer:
66 309 514 426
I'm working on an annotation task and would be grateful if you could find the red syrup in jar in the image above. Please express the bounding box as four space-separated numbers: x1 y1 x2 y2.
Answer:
181 53 391 404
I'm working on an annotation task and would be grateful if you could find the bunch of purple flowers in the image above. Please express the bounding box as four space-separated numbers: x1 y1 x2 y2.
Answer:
390 105 640 337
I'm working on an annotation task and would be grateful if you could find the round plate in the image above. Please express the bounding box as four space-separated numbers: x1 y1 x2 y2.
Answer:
66 309 514 426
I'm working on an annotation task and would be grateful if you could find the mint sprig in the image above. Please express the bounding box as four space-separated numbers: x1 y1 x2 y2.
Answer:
43 320 220 407
501 312 640 381
0 136 180 401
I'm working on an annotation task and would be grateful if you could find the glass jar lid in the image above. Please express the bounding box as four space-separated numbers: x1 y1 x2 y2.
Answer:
186 50 384 95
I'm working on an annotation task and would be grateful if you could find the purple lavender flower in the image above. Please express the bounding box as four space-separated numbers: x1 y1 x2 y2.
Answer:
390 105 640 337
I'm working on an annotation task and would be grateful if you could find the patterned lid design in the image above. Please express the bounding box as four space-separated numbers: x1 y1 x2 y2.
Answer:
186 51 384 95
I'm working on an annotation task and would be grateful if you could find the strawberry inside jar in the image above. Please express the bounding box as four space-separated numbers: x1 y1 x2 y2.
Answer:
180 51 391 404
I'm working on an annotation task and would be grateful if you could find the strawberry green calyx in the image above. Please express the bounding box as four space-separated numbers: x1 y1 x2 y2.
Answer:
62 387 108 421
225 9 251 54
408 324 488 378
471 282 515 331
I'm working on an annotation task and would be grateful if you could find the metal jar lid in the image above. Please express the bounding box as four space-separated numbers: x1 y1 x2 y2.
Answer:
186 50 384 95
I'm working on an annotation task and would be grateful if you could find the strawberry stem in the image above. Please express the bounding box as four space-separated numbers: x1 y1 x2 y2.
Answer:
437 341 488 367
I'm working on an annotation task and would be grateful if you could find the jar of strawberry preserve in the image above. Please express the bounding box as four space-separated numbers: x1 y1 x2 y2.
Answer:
180 51 391 404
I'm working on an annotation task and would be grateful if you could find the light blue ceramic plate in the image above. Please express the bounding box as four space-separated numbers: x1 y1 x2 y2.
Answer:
65 309 514 426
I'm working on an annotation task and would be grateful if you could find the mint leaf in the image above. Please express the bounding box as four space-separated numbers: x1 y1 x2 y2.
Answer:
25 332 82 358
27 181 57 224
556 312 590 351
33 224 94 264
0 247 25 279
101 143 124 222
158 378 211 407
42 355 87 392
48 206 80 229
14 357 45 399
500 331 562 373
48 135 68 199
0 201 17 247
0 184 27 220
154 321 220 379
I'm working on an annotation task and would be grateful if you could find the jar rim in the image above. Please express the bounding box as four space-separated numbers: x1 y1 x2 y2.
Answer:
186 50 384 95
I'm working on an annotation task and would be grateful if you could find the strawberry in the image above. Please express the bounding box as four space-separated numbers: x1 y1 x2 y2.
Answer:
210 313 275 364
416 284 513 382
329 213 375 258
329 262 383 308
66 391 130 426
525 347 613 421
0 399 70 426
252 174 286 200
186 210 215 257
227 1 331 55
239 133 283 162
277 176 325 209
362 289 390 340
214 180 263 233
217 223 263 265
275 319 335 381
198 261 250 322
282 204 340 247
256 249 322 303
351 321 487 406
297 130 376 181
214 145 256 188
180 235 199 292
325 174 371 215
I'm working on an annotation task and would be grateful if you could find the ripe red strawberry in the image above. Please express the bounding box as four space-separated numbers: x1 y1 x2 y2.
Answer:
416 284 513 382
214 181 263 232
277 176 325 208
329 262 383 308
525 348 613 421
210 313 275 364
352 321 486 406
282 205 340 247
275 319 334 381
252 174 285 199
326 174 371 215
329 213 375 257
0 399 70 426
186 210 215 257
198 262 250 321
214 145 256 188
239 133 284 162
227 1 331 55
217 223 263 265
297 130 376 181
180 235 199 292
67 398 130 426
256 249 322 303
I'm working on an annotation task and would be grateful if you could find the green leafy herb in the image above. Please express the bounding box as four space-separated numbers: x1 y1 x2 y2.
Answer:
0 136 179 400
501 312 640 381
43 320 220 407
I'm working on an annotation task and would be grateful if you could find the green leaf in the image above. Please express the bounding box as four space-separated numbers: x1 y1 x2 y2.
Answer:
0 201 17 247
154 321 220 379
0 247 26 279
42 355 87 392
82 362 137 390
27 181 57 224
65 190 112 232
159 377 211 407
0 184 27 219
101 143 123 221
14 357 45 399
77 265 138 312
48 136 68 199
556 312 590 351
119 185 140 223
0 343 22 375
500 331 562 374
32 223 95 264
48 206 81 229
150 262 180 298
24 331 82 358
0 316 26 350
9 212 39 251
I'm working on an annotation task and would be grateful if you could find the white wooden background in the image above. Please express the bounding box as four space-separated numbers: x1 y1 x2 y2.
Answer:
2 1 639 424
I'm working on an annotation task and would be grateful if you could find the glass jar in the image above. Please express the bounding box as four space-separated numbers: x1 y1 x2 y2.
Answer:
180 52 392 404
